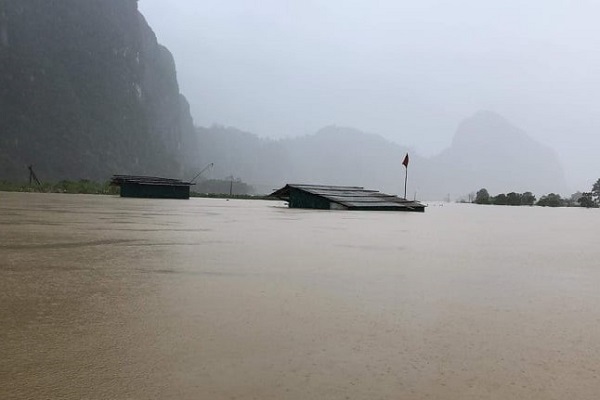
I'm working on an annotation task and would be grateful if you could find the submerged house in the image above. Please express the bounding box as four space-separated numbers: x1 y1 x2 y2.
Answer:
110 175 194 199
270 184 426 212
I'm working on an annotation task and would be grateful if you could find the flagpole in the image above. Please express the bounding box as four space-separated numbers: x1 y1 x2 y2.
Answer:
404 165 408 200
402 153 409 200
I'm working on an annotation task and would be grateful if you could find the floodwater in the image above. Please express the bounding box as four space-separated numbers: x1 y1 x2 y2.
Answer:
1 192 599 399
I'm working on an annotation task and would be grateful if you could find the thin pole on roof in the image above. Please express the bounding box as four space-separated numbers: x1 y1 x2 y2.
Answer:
402 153 409 199
404 167 408 199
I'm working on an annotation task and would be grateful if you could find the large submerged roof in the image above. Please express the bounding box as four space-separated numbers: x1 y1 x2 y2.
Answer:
270 184 426 211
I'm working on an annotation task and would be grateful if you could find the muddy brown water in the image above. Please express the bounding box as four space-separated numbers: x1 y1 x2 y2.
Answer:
1 192 599 399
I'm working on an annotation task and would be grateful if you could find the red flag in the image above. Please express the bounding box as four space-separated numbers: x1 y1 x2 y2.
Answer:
402 153 409 168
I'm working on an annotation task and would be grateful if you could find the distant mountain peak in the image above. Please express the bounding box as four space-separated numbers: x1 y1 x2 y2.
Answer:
452 110 531 149
313 125 396 146
435 111 567 196
470 109 509 121
316 125 371 136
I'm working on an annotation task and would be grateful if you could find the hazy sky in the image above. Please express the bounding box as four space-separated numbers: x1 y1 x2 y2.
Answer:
139 0 600 190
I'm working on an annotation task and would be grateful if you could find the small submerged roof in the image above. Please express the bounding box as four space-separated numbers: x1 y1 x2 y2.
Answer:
110 175 194 187
270 183 425 211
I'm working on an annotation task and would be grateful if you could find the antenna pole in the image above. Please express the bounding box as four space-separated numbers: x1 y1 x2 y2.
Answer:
190 163 214 184
28 165 41 186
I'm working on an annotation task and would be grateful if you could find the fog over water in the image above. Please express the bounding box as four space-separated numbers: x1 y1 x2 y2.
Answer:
2 192 600 399
138 0 600 190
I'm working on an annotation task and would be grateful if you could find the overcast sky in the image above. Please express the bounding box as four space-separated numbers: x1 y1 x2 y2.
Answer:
139 0 600 190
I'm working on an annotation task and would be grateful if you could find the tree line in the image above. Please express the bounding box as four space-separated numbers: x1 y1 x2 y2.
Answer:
0 177 256 197
473 179 600 208
0 179 118 195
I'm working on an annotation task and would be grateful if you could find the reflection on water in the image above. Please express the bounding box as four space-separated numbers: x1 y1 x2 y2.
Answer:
1 192 599 399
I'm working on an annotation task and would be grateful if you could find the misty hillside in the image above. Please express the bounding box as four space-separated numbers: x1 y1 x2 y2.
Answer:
195 114 567 199
281 126 414 194
428 111 568 198
197 125 416 195
0 3 568 198
195 125 291 192
0 0 198 181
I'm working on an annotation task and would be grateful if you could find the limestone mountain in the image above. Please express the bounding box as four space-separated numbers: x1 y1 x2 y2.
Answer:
428 111 568 199
0 0 198 182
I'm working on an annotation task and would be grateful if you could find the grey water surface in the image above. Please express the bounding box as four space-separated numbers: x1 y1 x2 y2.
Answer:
1 192 599 399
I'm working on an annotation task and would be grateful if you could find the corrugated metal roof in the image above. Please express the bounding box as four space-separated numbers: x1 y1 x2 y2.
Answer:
111 175 194 187
270 184 426 211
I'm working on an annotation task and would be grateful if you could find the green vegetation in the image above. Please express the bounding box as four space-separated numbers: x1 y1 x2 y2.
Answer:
472 179 600 208
193 179 255 197
190 178 276 200
572 178 600 208
474 188 490 204
0 180 118 195
536 193 564 207
577 193 597 208
474 189 536 206
0 178 275 200
593 179 600 205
